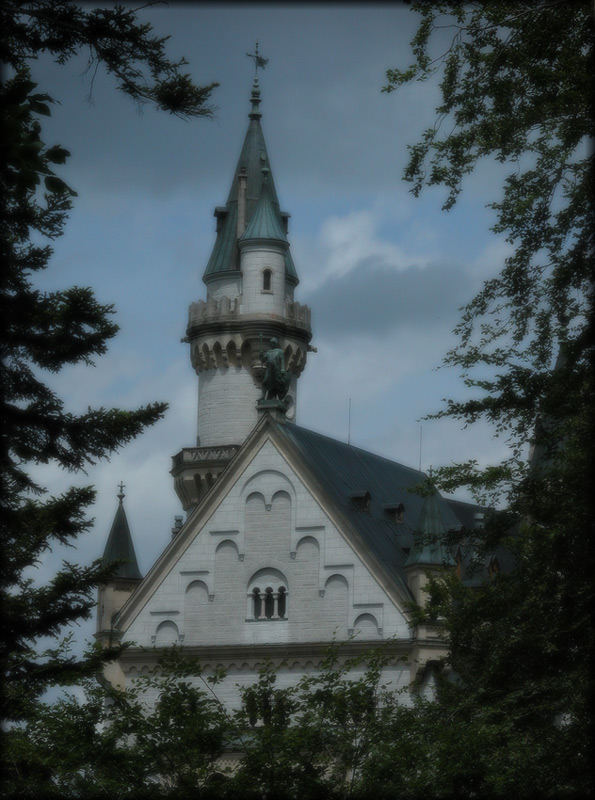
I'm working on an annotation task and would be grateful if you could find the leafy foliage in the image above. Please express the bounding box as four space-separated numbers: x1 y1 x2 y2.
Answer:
384 0 593 457
0 2 217 727
3 646 412 800
1 0 217 119
383 2 594 795
3 651 231 799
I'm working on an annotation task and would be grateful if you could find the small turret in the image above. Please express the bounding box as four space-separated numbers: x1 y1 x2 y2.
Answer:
239 166 288 318
96 484 142 650
405 488 455 607
405 486 456 684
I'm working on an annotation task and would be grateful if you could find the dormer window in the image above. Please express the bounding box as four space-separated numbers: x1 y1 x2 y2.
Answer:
351 490 371 512
214 206 228 234
384 502 405 523
262 269 272 292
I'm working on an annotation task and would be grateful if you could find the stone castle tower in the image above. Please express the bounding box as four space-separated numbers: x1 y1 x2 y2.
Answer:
171 75 313 513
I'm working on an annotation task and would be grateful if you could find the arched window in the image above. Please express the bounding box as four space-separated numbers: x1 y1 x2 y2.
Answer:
262 269 272 291
154 620 179 647
248 568 288 621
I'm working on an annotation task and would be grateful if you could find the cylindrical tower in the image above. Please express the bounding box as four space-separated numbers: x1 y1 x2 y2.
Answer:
171 77 313 512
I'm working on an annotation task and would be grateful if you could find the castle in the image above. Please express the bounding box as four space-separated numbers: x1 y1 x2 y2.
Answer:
96 70 482 708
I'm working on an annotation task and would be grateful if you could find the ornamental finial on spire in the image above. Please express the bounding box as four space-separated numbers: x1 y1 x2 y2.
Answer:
246 41 268 76
246 42 268 119
117 481 125 502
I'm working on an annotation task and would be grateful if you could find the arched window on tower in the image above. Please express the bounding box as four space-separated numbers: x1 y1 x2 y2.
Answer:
262 269 272 292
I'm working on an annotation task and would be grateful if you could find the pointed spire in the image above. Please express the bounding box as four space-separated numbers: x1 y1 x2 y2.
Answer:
203 68 299 285
405 489 455 567
102 484 142 580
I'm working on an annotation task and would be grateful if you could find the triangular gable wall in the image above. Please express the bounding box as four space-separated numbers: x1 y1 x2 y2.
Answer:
120 420 412 649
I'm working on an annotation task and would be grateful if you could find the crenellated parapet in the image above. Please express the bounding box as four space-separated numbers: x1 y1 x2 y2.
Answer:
186 294 312 379
188 296 240 328
187 295 311 333
284 300 311 327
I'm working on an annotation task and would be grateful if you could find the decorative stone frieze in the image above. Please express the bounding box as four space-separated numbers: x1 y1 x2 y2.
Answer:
189 333 308 377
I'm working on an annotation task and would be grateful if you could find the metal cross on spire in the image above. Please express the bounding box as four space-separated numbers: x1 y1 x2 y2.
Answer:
117 481 125 501
246 41 268 76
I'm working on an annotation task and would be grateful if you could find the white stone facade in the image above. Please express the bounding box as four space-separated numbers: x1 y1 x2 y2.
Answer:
197 365 262 447
239 243 287 317
121 437 414 710
126 440 410 650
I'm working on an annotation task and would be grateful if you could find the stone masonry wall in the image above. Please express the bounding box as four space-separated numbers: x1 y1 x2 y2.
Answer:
197 366 260 446
126 439 410 650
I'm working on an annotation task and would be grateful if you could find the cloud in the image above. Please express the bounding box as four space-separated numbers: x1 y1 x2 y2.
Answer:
297 207 436 293
306 257 470 338
470 237 515 280
298 324 511 501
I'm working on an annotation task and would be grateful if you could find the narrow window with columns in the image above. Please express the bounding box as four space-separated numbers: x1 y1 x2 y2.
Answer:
262 268 272 292
248 569 288 620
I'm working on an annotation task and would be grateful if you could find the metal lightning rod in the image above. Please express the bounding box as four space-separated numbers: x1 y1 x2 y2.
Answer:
347 397 352 446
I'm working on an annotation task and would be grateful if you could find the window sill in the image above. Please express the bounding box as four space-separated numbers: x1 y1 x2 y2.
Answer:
245 617 287 622
260 290 274 295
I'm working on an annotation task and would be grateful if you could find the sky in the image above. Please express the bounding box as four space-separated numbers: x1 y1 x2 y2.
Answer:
25 4 516 655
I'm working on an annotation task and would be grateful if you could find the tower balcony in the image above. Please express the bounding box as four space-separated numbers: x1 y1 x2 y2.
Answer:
185 295 312 377
187 296 311 332
171 444 240 512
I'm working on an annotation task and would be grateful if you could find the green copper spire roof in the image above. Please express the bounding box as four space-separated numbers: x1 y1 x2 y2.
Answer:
203 76 298 284
405 489 456 568
101 485 142 580
240 167 287 244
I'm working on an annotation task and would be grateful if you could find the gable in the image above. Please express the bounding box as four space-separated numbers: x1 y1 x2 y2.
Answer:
121 432 412 649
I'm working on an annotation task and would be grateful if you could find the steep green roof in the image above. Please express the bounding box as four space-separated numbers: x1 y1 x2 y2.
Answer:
240 168 287 244
405 491 456 568
102 493 142 580
203 78 298 284
278 423 466 598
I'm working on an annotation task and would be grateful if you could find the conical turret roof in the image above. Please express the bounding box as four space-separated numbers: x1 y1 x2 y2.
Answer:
203 77 298 283
102 488 142 580
240 167 287 244
405 489 456 567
